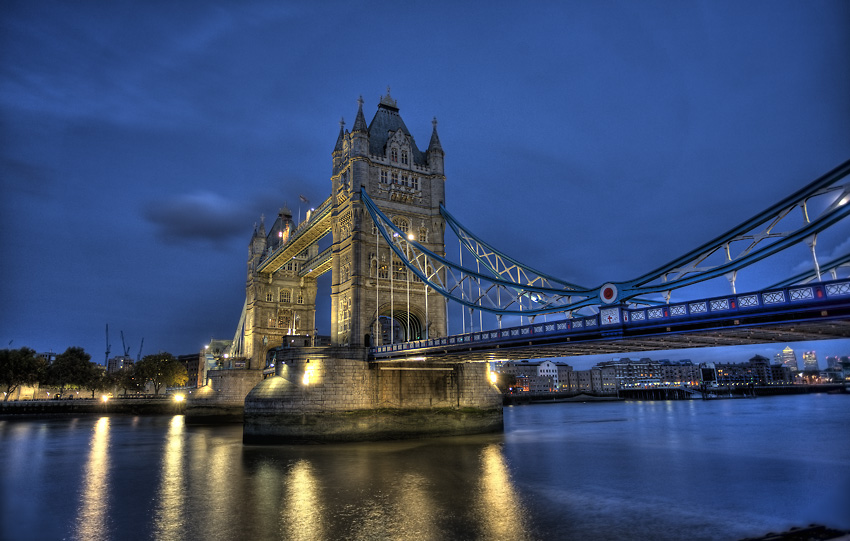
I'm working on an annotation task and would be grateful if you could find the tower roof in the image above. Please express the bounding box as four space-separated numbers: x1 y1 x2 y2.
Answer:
366 90 426 165
428 117 443 153
352 96 368 133
334 117 345 152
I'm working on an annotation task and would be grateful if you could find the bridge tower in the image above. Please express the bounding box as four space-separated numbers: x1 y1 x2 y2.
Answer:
243 208 318 367
330 91 447 347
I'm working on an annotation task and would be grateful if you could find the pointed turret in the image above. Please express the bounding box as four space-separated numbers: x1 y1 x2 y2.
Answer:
427 117 444 175
334 117 345 152
352 96 368 133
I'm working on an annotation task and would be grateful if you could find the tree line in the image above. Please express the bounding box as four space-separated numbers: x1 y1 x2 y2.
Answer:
0 347 188 401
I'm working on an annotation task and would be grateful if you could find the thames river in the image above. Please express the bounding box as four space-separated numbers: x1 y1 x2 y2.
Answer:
1 394 848 540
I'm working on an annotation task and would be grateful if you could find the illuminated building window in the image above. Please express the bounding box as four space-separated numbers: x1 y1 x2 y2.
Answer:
401 150 408 165
392 217 409 234
380 170 388 184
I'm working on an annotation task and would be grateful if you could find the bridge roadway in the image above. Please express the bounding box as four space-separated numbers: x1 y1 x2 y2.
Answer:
370 279 850 362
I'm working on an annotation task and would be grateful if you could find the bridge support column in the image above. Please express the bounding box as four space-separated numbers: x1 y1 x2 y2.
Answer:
243 348 503 443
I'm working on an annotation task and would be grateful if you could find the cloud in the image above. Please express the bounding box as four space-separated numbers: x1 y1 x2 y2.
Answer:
143 191 256 248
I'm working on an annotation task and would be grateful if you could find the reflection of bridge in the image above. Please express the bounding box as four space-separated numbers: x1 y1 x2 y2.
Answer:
196 92 850 442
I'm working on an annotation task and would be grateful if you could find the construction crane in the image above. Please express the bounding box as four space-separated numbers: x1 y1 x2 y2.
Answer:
120 331 131 357
137 338 144 362
105 324 111 364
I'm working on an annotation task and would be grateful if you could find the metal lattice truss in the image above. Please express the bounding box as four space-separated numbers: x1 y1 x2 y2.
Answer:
361 158 850 316
363 189 601 317
441 204 584 291
617 159 850 301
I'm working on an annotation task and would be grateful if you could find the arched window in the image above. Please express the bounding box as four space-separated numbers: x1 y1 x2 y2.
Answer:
392 217 409 235
391 148 398 162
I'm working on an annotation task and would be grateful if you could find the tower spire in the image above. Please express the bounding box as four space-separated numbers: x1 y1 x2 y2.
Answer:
428 117 442 152
334 117 345 152
352 95 368 132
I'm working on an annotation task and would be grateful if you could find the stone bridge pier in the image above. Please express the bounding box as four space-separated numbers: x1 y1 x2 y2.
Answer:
243 347 503 443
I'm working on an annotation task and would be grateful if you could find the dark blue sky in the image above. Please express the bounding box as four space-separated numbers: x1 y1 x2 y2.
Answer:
2 1 849 368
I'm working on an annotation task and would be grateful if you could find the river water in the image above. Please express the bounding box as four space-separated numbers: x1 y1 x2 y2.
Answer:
1 394 848 541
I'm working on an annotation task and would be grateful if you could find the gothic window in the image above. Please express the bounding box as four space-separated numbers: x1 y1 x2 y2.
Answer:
278 315 290 329
419 228 427 243
411 176 419 190
371 221 378 235
378 261 388 279
280 289 291 303
380 170 388 184
297 290 304 304
392 217 409 235
391 172 398 184
401 150 408 165
401 174 408 187
268 316 276 327
266 292 274 302
391 148 398 162
392 257 407 281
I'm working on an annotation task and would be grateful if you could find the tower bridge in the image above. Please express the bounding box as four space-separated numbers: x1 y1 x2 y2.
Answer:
187 91 850 443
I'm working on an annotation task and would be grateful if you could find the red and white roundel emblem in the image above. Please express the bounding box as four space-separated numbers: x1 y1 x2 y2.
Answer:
600 283 618 304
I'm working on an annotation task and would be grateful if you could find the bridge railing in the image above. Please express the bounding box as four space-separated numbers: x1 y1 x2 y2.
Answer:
370 279 850 355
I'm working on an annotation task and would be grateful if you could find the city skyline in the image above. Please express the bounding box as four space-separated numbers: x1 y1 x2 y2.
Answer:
2 1 849 362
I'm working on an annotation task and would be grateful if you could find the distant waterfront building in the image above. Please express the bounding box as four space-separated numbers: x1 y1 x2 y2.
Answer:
497 360 564 392
825 355 839 369
106 355 133 374
708 355 790 385
802 351 819 372
779 346 798 372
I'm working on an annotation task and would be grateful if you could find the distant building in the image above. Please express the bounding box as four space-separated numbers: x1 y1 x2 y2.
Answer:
708 355 789 385
779 346 798 372
176 353 203 387
802 351 819 372
106 355 133 374
498 360 562 392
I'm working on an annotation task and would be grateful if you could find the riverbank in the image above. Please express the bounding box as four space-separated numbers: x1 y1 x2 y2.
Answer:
0 397 185 416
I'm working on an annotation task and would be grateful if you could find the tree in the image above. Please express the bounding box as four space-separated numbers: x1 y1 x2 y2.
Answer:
83 368 113 399
45 347 93 395
135 353 188 394
0 348 47 401
116 365 143 396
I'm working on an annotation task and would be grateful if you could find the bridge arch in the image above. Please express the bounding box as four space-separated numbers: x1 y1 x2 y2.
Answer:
372 304 425 345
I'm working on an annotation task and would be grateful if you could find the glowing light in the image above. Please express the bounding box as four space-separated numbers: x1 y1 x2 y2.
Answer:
101 395 109 403
173 394 185 402
489 371 498 384
408 233 415 240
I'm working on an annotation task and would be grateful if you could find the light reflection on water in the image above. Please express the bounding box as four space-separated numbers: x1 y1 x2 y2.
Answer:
73 416 110 541
1 395 849 540
154 415 185 541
